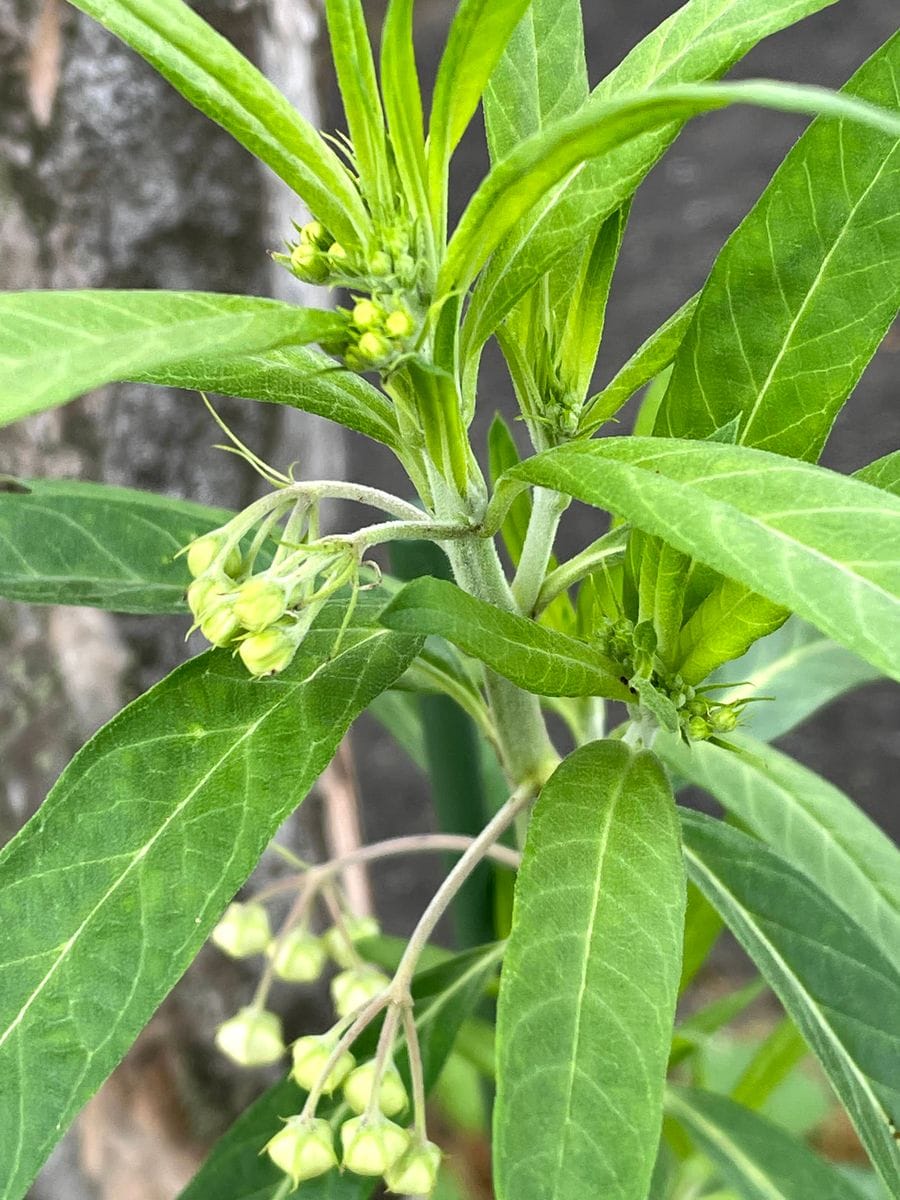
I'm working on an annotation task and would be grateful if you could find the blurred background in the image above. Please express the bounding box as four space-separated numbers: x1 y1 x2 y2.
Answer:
0 0 897 1196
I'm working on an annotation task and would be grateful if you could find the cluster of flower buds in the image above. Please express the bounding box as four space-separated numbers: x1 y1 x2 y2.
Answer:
283 219 419 294
594 616 746 742
342 294 418 372
183 506 357 677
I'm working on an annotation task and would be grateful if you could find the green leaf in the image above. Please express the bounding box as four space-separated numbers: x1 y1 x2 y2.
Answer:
427 0 532 237
462 0 843 361
0 291 346 428
680 811 900 1194
443 79 900 301
707 617 882 741
380 0 428 223
0 479 233 613
856 450 900 497
655 33 900 462
0 597 420 1200
137 344 401 451
680 881 724 994
667 1086 865 1200
488 413 532 567
497 437 900 681
670 979 766 1067
67 0 370 247
731 1017 808 1110
325 0 390 215
658 735 900 958
380 577 633 701
178 943 502 1200
495 741 685 1200
578 293 699 435
367 690 428 771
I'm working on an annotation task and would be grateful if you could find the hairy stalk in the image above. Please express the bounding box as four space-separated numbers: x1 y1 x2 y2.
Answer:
402 1004 428 1139
536 525 629 615
511 486 570 615
391 784 535 995
300 992 391 1118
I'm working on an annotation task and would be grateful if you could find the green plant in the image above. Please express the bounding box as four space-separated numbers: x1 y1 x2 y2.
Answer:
0 1 898 1197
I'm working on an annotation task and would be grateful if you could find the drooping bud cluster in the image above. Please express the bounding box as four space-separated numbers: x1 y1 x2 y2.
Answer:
182 499 358 677
594 616 747 742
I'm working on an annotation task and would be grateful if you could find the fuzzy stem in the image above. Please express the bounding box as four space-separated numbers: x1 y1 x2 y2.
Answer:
535 525 629 615
300 992 391 1119
391 785 534 995
511 487 570 615
402 1004 428 1139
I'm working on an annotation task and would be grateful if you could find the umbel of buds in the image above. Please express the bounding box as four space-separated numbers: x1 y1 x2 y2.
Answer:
265 1116 338 1186
340 1115 410 1176
215 1006 285 1066
211 901 271 958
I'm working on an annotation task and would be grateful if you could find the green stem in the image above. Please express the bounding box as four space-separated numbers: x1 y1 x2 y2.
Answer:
535 525 629 615
511 487 569 615
442 533 558 788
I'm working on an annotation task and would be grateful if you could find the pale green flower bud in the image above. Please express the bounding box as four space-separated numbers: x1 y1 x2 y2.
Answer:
369 250 392 276
233 577 288 632
239 626 297 677
300 220 325 246
211 901 271 958
357 330 391 363
186 534 242 579
290 241 329 283
324 915 380 967
340 1115 409 1176
291 1034 355 1094
384 308 415 340
352 299 382 329
269 928 326 983
327 242 348 262
344 1061 408 1117
187 577 219 620
395 253 417 284
331 967 389 1018
385 1138 441 1195
200 603 243 648
215 1006 284 1066
266 1116 337 1185
687 715 712 741
710 706 738 734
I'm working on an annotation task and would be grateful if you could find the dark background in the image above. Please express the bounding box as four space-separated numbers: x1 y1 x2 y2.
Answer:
0 1 897 1196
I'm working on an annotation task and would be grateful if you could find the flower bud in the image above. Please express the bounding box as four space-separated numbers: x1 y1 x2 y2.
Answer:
344 1061 408 1117
357 331 391 363
385 1138 441 1195
239 626 298 677
331 967 389 1018
187 534 242 579
290 240 329 283
369 250 392 276
269 928 326 983
327 242 348 262
200 603 243 648
215 1006 284 1066
291 1035 355 1094
300 220 325 246
340 1116 409 1176
710 706 738 734
233 577 288 632
266 1116 337 1185
324 915 380 966
187 577 218 620
211 901 271 958
687 715 712 741
395 253 417 284
352 299 382 329
384 308 415 340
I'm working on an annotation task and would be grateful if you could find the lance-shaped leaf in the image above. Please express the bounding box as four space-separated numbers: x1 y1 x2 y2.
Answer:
708 617 882 742
67 0 370 246
578 293 699 435
462 0 842 361
380 0 428 223
0 291 346 427
495 741 685 1200
380 577 632 701
659 735 900 957
427 0 532 235
137 345 400 450
857 449 900 496
442 79 900 300
0 480 235 613
656 33 900 461
0 599 420 1200
667 1086 865 1200
179 944 502 1200
680 810 900 1194
497 437 900 681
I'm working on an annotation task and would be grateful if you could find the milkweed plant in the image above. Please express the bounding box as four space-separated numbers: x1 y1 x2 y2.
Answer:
0 1 898 1198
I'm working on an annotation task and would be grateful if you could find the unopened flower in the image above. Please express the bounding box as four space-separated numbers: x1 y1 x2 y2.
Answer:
384 308 415 340
186 533 241 579
344 1061 408 1117
233 577 288 631
385 1138 441 1195
239 626 298 677
269 928 326 983
340 1115 409 1176
291 1034 355 1094
265 1116 337 1185
215 1006 284 1066
211 901 271 958
324 915 380 967
331 966 389 1018
200 603 243 648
